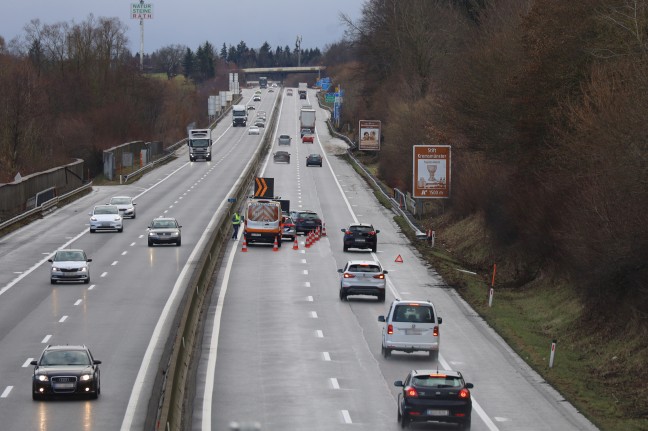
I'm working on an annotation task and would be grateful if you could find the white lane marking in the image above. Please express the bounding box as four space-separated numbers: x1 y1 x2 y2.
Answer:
303 270 309 275
1 387 12 398
122 251 128 256
41 335 51 343
74 299 82 306
341 410 352 424
304 282 311 288
101 272 107 277
13 272 22 274
316 330 323 338
59 316 68 323
310 311 318 318
300 259 307 264
88 285 95 290
439 354 500 431
111 261 118 266
495 417 511 422
330 378 340 389
299 249 305 254
23 358 34 367
322 352 331 361
307 296 313 302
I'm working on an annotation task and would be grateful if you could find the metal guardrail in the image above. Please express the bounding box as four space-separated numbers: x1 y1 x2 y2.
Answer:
0 182 93 232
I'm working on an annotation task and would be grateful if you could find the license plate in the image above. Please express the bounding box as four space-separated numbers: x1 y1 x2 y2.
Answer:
54 383 75 389
102 222 111 227
355 238 366 243
251 233 261 237
427 409 448 416
405 329 422 335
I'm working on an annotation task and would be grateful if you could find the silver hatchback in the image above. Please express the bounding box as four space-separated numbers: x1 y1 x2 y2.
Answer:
338 260 388 302
49 249 92 284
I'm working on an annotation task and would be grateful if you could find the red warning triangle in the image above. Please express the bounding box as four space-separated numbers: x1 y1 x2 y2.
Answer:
395 255 403 263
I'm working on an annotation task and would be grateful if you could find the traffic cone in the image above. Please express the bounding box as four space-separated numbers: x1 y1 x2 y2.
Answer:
321 223 327 236
315 227 321 241
293 236 299 250
305 232 311 248
241 237 248 252
273 236 279 252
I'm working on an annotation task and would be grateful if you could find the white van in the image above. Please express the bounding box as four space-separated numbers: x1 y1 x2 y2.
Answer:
378 299 442 360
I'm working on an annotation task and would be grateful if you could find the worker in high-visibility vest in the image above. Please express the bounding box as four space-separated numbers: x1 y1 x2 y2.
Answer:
231 211 242 240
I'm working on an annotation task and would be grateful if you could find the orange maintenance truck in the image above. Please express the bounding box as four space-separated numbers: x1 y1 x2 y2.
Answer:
243 199 283 247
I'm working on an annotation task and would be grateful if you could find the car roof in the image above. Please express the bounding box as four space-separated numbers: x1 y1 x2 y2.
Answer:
110 196 132 199
56 248 85 253
391 299 434 307
308 153 321 157
410 369 462 378
153 217 177 221
349 223 374 228
345 260 381 266
44 344 88 351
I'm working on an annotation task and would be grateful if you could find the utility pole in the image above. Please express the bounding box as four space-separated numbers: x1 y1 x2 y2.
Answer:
296 35 302 67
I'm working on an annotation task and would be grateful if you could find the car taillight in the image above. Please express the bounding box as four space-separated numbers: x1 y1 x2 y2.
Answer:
343 273 355 278
433 325 439 336
459 388 471 399
345 230 352 235
404 387 418 398
387 324 393 334
373 274 385 279
368 231 376 236
297 218 304 223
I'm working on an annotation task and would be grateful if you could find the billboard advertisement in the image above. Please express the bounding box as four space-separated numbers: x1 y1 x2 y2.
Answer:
358 120 381 151
413 145 451 198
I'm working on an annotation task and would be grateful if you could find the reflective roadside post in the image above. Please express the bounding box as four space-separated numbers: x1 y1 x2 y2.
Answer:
549 339 557 368
488 263 496 307
230 422 261 431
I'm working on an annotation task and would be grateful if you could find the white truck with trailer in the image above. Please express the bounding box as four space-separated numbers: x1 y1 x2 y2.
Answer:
232 104 248 127
187 129 212 162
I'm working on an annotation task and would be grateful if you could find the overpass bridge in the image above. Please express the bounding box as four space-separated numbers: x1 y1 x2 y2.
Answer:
240 66 326 84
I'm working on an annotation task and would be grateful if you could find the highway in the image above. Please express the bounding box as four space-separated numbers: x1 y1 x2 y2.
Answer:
0 85 598 431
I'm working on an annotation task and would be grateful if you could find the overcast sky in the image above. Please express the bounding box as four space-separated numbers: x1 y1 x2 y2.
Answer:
1 0 364 53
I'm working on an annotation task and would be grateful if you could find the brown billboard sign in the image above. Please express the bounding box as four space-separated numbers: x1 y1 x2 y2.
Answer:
413 145 451 198
358 120 381 151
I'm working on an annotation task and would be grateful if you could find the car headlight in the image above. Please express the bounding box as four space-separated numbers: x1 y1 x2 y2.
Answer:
149 232 156 237
52 267 60 272
80 374 92 381
114 216 122 221
37 375 49 382
171 232 179 237
90 216 98 221
79 267 87 273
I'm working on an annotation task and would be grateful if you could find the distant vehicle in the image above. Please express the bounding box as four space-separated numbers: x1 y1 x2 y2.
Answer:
298 82 307 96
378 299 442 359
300 107 316 133
289 210 321 234
287 90 293 96
255 90 262 95
300 128 311 138
259 76 268 89
338 260 387 302
254 120 265 128
147 217 182 246
394 369 473 429
257 110 266 117
247 105 255 110
281 215 296 241
341 223 379 252
273 151 291 164
306 153 322 167
89 205 123 233
31 344 101 400
278 134 292 146
49 249 91 284
108 196 136 219
187 129 212 162
248 126 260 135
244 199 283 246
232 104 248 127
302 134 314 143
253 95 261 102
268 88 274 93
299 93 307 100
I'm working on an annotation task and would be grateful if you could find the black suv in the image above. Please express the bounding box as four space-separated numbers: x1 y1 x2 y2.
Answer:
341 223 380 252
31 345 101 400
290 210 322 234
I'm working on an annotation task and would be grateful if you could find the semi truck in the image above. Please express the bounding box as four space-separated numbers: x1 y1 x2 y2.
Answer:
244 198 283 247
298 82 307 99
299 107 316 134
232 104 248 127
187 129 212 162
259 76 268 89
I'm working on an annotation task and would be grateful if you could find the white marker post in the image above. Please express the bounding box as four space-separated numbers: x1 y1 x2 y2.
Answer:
549 339 557 368
488 287 494 307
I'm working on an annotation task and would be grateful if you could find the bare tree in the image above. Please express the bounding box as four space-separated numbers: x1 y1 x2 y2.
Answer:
155 44 187 79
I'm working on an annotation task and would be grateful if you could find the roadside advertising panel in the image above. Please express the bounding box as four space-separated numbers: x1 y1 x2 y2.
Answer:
131 3 153 19
412 145 451 198
358 120 381 151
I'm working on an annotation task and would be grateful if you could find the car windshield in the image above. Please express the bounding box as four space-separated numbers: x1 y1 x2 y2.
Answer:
55 251 85 261
298 212 319 220
153 220 176 228
393 305 435 323
411 374 463 388
110 198 131 205
41 350 90 366
348 264 381 273
95 206 117 215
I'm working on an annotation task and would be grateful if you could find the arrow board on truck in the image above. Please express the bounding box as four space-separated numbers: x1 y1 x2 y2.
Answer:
254 177 274 198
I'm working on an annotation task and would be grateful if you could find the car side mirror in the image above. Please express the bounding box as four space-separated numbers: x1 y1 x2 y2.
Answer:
383 270 388 274
465 383 474 389
378 316 386 322
340 228 345 232
437 316 442 324
337 269 343 273
376 230 380 233
394 380 404 387
48 259 53 263
30 360 38 366
87 258 93 262
178 226 182 228
94 360 102 365
133 203 136 206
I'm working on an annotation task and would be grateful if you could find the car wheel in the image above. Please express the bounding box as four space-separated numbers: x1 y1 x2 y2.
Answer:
118 227 123 233
89 228 95 233
32 391 43 401
400 411 409 428
148 240 153 247
84 278 90 285
176 239 181 246
343 245 348 252
339 289 346 301
50 279 56 285
132 213 136 219
372 245 377 252
207 156 212 161
378 292 386 302
382 345 391 358
462 416 471 430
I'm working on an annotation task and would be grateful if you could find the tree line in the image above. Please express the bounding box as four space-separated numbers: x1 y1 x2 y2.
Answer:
0 15 322 181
